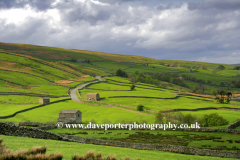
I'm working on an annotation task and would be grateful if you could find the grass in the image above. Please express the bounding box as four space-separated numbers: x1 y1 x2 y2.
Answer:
0 100 155 123
30 85 68 96
49 129 240 151
67 76 96 87
0 85 68 96
87 83 130 90
0 70 52 86
0 135 237 160
0 97 67 117
105 77 131 83
179 110 240 125
0 95 41 103
81 88 175 99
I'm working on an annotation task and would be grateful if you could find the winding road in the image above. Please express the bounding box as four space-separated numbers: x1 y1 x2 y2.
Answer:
70 76 103 102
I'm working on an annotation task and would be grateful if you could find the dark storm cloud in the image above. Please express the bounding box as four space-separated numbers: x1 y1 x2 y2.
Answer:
59 2 112 25
0 0 240 64
0 0 54 10
188 0 240 10
0 0 26 8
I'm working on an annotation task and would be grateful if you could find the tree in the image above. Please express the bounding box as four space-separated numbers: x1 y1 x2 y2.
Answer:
215 90 232 103
70 58 77 62
211 90 216 96
135 71 139 75
199 113 229 127
137 104 144 111
130 84 135 91
175 112 184 123
220 82 225 87
202 65 207 70
207 80 212 85
182 113 197 125
161 75 170 82
136 75 141 82
145 76 153 84
226 91 232 103
217 65 225 70
215 90 226 103
116 69 128 78
116 69 122 76
233 66 240 70
155 111 164 124
84 59 91 63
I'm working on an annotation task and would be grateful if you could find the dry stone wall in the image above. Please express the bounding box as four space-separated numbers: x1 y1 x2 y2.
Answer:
0 122 75 142
0 98 71 119
227 121 240 129
0 122 240 158
0 92 68 98
62 135 240 159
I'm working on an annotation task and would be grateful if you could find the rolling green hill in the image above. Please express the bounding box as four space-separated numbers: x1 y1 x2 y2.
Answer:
1 42 240 94
0 42 240 159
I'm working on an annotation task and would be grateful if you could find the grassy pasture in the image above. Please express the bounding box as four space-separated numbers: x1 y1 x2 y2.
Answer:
105 76 131 83
91 62 131 73
0 70 52 86
30 85 68 96
50 129 240 151
0 85 68 96
0 52 77 80
0 95 41 103
179 110 240 127
100 97 238 111
0 101 155 123
81 88 176 99
1 135 233 160
0 97 68 117
1 43 240 92
81 80 238 111
87 83 130 90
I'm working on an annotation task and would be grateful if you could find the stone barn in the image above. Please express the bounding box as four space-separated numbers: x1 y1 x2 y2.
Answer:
232 97 240 102
86 93 100 101
39 97 50 104
57 110 82 124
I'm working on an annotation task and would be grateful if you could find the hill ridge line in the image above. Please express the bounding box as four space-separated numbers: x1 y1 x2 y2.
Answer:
0 50 82 77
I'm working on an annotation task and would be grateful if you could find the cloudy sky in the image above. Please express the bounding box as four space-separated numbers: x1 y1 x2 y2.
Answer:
0 0 240 64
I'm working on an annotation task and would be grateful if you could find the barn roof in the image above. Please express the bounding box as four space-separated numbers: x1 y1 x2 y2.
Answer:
40 97 49 99
86 93 99 95
60 110 81 113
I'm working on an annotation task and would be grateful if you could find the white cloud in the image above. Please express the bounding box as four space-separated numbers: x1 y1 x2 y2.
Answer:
0 0 240 64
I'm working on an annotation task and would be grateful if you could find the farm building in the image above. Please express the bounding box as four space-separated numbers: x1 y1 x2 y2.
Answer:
86 93 100 101
164 64 170 67
77 59 84 62
178 77 184 80
39 97 50 104
231 97 240 102
57 110 82 124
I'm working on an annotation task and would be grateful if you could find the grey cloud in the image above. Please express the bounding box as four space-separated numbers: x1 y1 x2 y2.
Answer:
0 0 26 9
0 0 240 64
188 0 240 10
0 0 54 10
59 2 112 25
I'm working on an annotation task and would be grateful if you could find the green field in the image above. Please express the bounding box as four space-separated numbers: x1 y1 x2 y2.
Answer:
0 135 237 160
49 128 240 151
0 97 67 117
0 101 155 124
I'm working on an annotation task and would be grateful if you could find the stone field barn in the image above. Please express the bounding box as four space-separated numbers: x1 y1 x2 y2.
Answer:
39 97 50 104
86 93 100 101
57 110 82 124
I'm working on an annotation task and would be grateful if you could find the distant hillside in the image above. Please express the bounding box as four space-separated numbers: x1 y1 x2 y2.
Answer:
0 49 104 88
0 42 240 94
